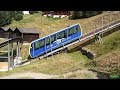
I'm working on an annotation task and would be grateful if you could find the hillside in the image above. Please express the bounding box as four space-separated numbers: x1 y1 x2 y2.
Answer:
0 11 120 79
7 11 120 37
85 28 120 76
6 11 120 60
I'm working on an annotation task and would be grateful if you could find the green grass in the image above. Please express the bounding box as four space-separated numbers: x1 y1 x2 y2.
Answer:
20 45 30 60
0 49 91 76
84 28 120 58
85 29 120 75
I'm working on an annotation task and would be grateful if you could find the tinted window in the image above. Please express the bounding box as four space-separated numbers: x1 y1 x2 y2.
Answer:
73 27 77 34
68 28 73 36
63 31 67 38
46 37 50 45
51 35 56 43
35 42 39 50
57 33 61 39
77 25 81 32
60 32 65 38
40 40 44 48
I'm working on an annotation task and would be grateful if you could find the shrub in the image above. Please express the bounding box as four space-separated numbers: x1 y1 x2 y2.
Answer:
14 14 23 21
69 11 103 19
29 11 39 14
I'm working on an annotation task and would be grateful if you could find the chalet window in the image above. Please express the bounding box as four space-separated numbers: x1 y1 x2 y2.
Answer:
46 37 50 45
35 42 39 50
40 40 44 48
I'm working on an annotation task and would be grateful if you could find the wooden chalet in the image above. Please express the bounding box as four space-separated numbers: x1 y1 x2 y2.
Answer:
0 27 40 43
0 27 14 38
14 28 40 43
42 11 71 18
0 27 6 38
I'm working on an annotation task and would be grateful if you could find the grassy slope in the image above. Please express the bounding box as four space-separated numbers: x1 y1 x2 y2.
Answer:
0 29 119 78
7 11 120 60
0 11 120 78
85 29 120 75
8 11 120 37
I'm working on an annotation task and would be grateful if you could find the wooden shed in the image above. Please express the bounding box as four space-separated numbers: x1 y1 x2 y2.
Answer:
0 27 14 38
0 28 6 38
14 28 40 43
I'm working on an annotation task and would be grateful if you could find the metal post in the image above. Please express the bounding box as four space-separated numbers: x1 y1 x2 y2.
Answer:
101 16 104 44
8 42 10 71
48 26 54 61
11 43 14 68
16 41 19 58
22 33 23 39
18 41 20 57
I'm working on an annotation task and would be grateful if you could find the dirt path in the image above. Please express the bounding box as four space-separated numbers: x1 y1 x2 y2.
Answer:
60 69 98 79
0 72 59 79
0 69 98 79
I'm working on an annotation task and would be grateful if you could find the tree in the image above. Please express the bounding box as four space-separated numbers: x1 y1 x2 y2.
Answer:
69 11 103 19
0 11 23 27
14 14 23 21
69 11 82 19
29 11 39 14
0 11 12 26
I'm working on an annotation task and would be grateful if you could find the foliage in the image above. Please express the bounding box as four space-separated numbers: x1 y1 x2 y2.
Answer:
0 11 23 26
14 14 23 21
69 11 103 19
0 11 12 26
29 11 39 14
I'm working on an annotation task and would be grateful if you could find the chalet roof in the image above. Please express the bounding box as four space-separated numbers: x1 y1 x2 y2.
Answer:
0 27 40 34
15 28 40 34
0 27 11 31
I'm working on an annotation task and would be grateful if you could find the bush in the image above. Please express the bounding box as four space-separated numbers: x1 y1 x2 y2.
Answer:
69 11 103 19
69 11 83 19
14 14 23 21
0 11 12 26
29 11 39 14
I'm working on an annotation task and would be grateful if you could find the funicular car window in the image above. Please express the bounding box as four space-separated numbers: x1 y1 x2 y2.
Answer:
68 28 73 36
35 42 39 50
73 26 77 34
57 33 61 39
77 25 81 32
40 40 44 48
46 37 50 45
60 32 65 38
63 31 67 38
51 35 56 43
